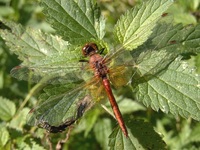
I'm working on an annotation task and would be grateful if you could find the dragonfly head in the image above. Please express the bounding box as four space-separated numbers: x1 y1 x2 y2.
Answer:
82 43 98 57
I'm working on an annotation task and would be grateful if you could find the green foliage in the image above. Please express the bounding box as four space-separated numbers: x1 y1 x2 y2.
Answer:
0 126 10 149
135 57 200 118
109 120 166 150
0 96 16 121
0 0 200 149
1 21 83 84
114 0 173 50
41 0 105 44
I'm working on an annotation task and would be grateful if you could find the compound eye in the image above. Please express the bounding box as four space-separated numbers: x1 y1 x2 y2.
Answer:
82 43 98 56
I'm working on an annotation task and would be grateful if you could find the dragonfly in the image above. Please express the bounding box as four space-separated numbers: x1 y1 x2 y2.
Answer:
81 43 130 136
11 41 133 137
10 13 172 138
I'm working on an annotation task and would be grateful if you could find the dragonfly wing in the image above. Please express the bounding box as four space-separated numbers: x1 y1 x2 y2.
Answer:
10 41 90 84
36 95 92 133
11 64 84 84
27 82 95 129
11 66 42 83
106 14 174 86
104 49 134 88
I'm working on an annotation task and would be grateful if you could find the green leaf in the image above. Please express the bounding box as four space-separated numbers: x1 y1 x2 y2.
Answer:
0 21 71 63
149 22 200 54
131 16 200 83
188 123 200 143
109 127 136 150
167 4 196 25
195 54 200 73
66 131 99 150
114 0 173 50
109 120 166 150
30 139 45 150
16 137 45 150
134 57 200 121
9 108 30 130
94 118 112 150
0 21 83 84
156 119 200 150
0 6 14 17
0 96 16 121
0 70 3 89
132 49 173 79
42 0 105 44
83 108 100 137
115 95 146 114
0 126 9 148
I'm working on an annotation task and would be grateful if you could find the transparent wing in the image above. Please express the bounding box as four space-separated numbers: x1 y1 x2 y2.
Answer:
104 14 175 86
11 63 85 84
35 95 93 133
107 51 134 88
26 72 111 130
27 79 97 128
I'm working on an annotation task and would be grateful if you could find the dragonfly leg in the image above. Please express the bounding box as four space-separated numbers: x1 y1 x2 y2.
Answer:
79 59 89 63
99 48 105 54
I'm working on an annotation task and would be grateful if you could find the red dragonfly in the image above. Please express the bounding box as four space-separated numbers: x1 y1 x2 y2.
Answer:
11 42 133 137
82 43 129 136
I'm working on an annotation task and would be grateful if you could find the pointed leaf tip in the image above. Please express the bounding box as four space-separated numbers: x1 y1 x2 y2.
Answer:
114 0 174 50
41 0 105 44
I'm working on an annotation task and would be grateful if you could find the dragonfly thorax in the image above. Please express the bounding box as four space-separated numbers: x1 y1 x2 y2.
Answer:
89 54 108 79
